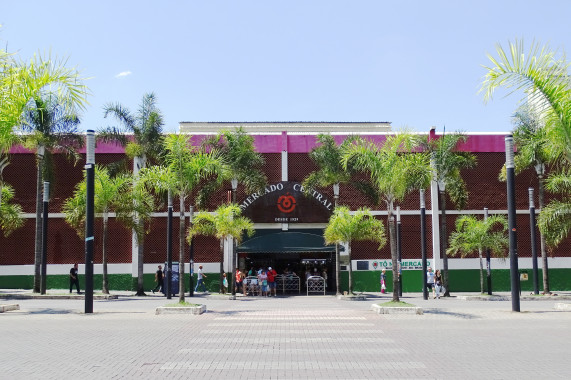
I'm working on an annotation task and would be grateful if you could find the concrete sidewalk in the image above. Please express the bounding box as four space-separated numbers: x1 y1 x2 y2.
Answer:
1 290 570 379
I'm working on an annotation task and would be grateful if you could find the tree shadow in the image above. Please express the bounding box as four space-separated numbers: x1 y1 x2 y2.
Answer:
423 309 482 319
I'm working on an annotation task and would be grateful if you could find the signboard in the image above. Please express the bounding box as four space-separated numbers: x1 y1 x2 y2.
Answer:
370 260 432 270
240 182 334 223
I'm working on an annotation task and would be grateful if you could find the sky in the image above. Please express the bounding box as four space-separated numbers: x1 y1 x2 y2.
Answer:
2 0 571 134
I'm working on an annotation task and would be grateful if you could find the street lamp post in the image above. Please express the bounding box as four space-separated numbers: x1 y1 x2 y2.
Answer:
333 183 340 295
84 130 95 314
505 135 520 312
40 181 49 295
420 190 428 300
188 205 195 297
529 188 539 295
484 208 492 295
166 190 173 299
396 206 402 296
231 179 238 297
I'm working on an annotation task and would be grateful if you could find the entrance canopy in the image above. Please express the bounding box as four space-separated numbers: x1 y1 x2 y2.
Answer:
237 232 336 254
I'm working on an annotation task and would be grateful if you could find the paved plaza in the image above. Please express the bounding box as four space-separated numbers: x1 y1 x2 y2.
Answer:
1 291 570 379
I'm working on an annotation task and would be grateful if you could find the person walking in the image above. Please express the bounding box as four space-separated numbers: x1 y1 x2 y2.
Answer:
222 273 228 294
152 265 163 294
194 265 208 293
434 269 443 299
380 269 387 294
426 267 436 299
69 264 80 294
235 268 244 294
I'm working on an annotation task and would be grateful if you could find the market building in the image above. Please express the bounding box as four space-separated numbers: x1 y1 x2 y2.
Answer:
1 122 569 293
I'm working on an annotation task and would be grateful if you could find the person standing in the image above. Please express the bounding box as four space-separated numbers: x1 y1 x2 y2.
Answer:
380 269 387 294
222 273 228 294
434 269 443 299
195 265 207 292
426 267 436 299
69 264 80 294
152 265 163 294
235 268 244 294
267 266 277 297
258 269 268 297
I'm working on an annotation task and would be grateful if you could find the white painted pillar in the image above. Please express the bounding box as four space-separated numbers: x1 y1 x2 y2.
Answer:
430 179 441 270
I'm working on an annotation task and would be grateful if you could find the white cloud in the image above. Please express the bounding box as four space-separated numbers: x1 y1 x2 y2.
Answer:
115 71 132 78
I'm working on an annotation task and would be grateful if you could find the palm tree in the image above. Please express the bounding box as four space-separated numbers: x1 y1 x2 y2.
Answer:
187 204 255 294
342 132 432 302
63 166 153 294
20 95 83 293
323 206 386 294
481 39 571 251
418 131 476 296
1 51 88 236
302 133 377 295
447 214 509 294
0 184 23 237
202 127 267 295
502 105 553 293
99 92 165 295
140 134 225 302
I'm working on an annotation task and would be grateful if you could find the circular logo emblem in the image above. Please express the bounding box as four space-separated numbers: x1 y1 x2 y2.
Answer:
277 193 296 213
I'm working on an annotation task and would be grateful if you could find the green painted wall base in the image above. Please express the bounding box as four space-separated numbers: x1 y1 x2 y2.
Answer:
1 269 569 292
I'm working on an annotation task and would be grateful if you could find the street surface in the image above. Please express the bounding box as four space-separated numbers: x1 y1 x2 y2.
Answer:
1 291 569 379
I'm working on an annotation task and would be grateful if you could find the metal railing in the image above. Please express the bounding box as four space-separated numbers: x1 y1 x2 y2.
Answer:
306 276 326 295
275 275 301 294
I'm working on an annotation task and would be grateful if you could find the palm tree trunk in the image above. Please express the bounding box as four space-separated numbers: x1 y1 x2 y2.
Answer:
102 212 109 294
33 153 44 293
179 197 186 303
478 249 484 294
538 174 550 294
439 189 450 296
219 239 224 293
136 232 145 295
388 206 399 302
347 244 353 294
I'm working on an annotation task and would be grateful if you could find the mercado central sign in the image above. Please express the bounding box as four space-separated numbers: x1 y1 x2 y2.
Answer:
240 182 333 223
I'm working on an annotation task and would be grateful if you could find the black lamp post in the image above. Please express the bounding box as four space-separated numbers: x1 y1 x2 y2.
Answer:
188 205 195 297
505 135 520 312
84 130 95 314
396 206 402 296
484 207 492 295
529 188 539 295
166 190 173 299
40 181 49 295
333 183 340 295
420 189 428 300
231 179 238 298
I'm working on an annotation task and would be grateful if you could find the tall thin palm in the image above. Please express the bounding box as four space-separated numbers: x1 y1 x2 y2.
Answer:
342 132 431 302
1 51 88 224
188 204 255 294
99 92 165 295
504 106 553 293
481 40 571 250
448 215 509 294
303 133 377 295
20 95 82 293
140 134 225 302
417 131 476 296
63 166 153 294
202 127 266 294
324 206 386 294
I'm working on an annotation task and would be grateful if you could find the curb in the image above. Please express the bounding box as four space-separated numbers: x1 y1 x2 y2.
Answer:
0 294 118 300
371 304 423 315
155 304 206 315
0 304 20 313
554 303 571 311
337 294 367 301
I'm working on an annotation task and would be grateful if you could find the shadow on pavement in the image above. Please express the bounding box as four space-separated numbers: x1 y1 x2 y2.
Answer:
423 309 481 319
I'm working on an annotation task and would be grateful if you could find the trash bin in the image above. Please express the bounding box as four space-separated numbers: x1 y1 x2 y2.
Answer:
164 262 179 296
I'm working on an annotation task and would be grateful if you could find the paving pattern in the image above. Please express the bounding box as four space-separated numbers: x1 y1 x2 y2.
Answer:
1 292 570 379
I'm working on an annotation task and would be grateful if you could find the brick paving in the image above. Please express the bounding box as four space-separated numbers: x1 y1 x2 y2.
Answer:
0 291 570 379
